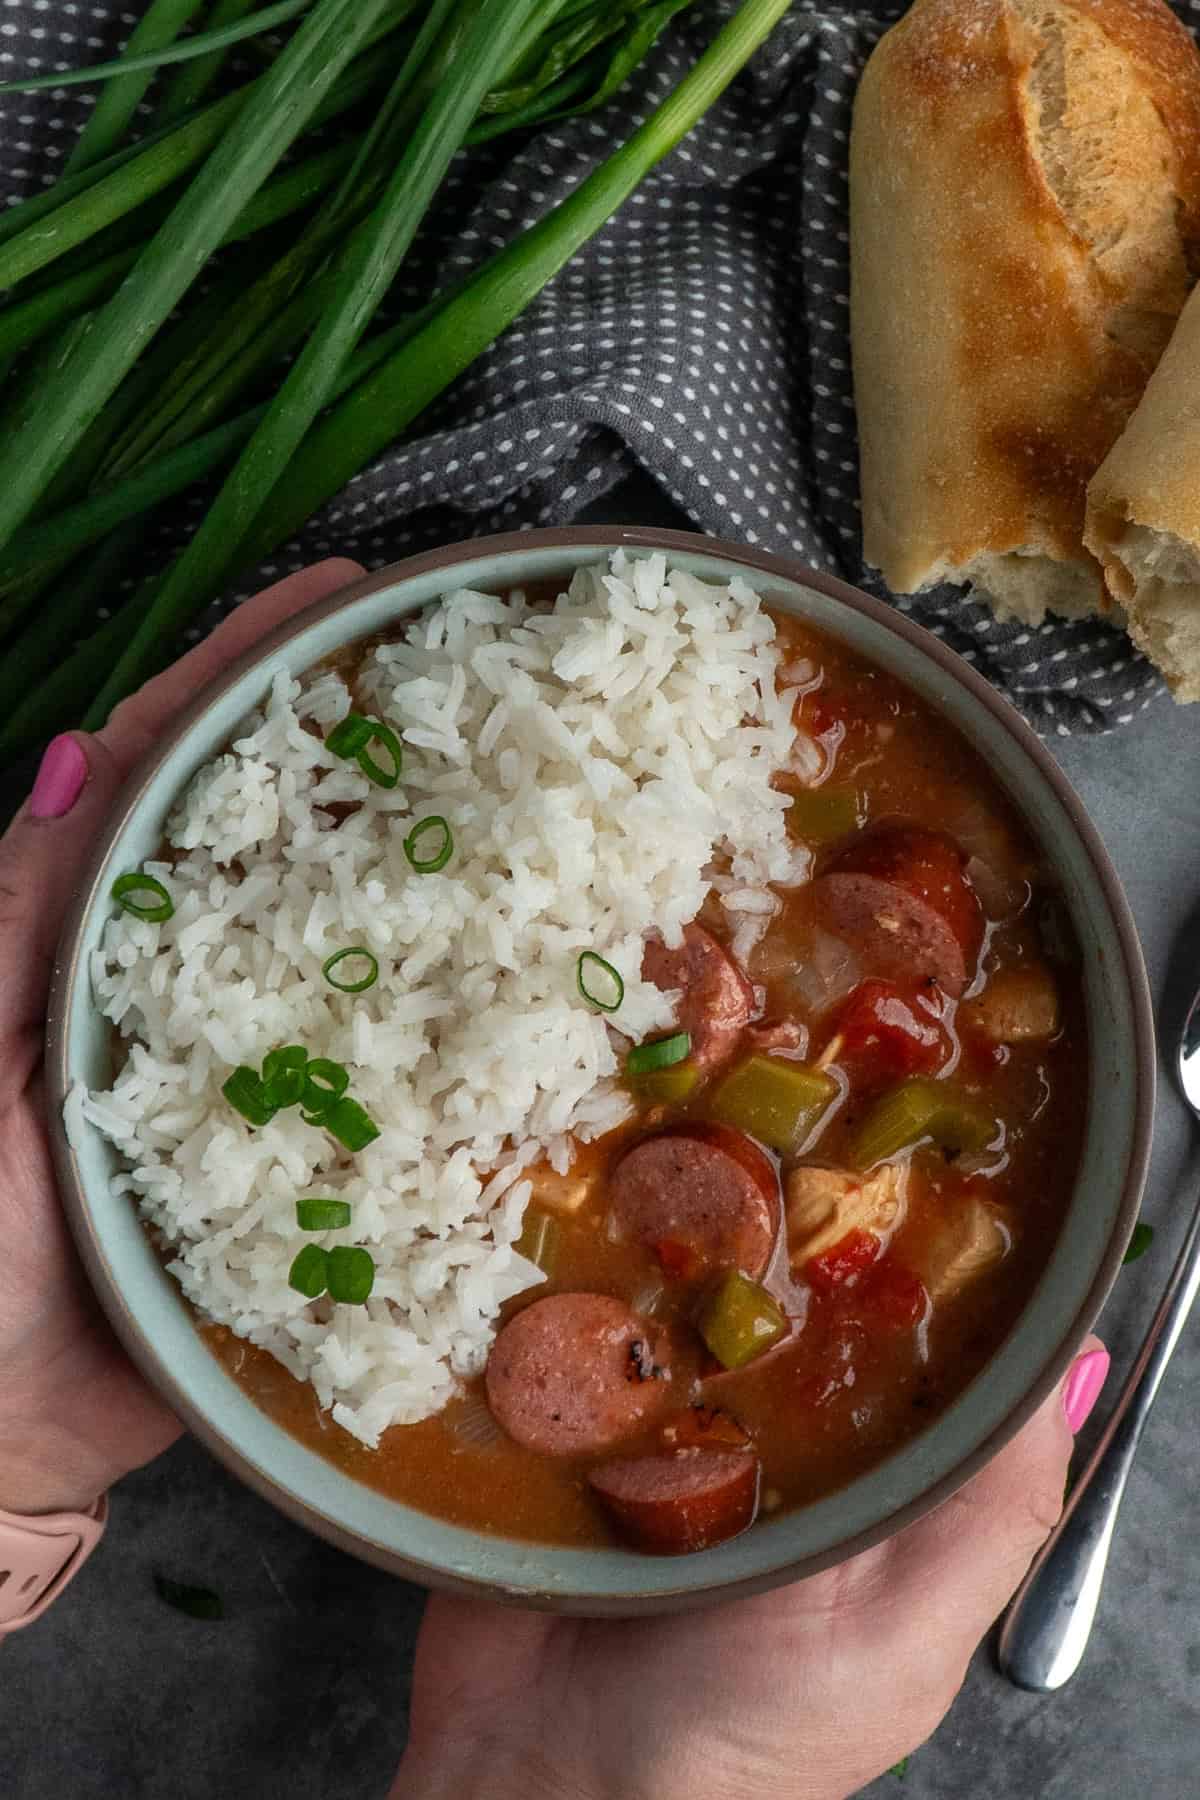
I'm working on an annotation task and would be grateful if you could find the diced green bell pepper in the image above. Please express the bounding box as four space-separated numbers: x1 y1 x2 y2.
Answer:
698 1270 787 1370
630 1060 702 1106
850 1078 997 1170
709 1054 837 1153
785 784 862 845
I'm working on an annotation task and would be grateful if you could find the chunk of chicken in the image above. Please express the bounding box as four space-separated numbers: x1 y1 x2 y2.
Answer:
962 963 1060 1043
525 1162 593 1216
922 1195 1012 1302
785 1162 908 1268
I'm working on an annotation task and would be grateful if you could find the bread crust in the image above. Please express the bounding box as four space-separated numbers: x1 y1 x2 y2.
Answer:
850 0 1200 620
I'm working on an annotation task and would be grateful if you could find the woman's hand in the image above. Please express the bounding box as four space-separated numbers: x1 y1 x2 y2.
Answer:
0 559 363 1516
396 1339 1108 1800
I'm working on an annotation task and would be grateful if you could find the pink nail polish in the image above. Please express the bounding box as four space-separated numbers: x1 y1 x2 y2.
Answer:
30 734 88 820
1063 1348 1110 1434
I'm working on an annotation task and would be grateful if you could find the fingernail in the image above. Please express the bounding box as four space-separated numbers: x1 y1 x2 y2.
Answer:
30 734 88 820
1063 1348 1110 1434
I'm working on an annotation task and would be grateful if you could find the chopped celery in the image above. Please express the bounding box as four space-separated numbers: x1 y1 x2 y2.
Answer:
698 1270 786 1370
631 1061 701 1106
515 1207 560 1275
709 1055 836 1153
785 784 862 845
850 1078 997 1170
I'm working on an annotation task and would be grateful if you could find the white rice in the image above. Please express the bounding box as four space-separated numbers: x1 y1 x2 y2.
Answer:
74 551 812 1446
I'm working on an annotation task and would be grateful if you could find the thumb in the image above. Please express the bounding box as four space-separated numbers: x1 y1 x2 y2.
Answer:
882 1333 1109 1670
0 731 125 1048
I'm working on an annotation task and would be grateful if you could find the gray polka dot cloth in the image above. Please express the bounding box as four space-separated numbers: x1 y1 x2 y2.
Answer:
1 0 1188 734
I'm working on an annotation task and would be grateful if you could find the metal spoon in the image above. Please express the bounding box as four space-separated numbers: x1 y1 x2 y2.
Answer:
996 993 1200 1691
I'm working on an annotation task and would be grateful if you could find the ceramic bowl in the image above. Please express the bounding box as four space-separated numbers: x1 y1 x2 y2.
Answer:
46 527 1154 1615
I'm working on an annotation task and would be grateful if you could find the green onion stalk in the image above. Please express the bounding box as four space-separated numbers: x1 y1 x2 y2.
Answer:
85 0 792 726
0 0 398 547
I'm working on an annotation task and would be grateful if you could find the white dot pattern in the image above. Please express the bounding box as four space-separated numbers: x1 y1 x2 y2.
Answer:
0 0 1178 734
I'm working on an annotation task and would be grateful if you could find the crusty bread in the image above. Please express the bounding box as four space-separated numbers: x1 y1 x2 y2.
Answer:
850 0 1200 626
1085 282 1200 698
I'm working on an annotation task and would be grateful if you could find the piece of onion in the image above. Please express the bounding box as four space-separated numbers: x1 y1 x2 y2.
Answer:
449 1394 503 1449
784 929 863 1017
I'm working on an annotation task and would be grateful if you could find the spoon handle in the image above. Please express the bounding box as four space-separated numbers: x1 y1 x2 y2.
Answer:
997 1194 1200 1692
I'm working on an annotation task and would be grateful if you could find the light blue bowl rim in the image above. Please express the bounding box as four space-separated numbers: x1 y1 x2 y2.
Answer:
45 526 1155 1615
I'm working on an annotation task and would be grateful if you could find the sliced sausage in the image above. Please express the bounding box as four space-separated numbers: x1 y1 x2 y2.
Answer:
812 875 970 998
485 1293 671 1456
608 1124 780 1281
589 1449 760 1553
642 923 754 1070
813 825 982 999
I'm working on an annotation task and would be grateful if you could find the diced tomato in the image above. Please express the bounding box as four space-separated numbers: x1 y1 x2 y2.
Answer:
804 1227 882 1294
831 978 952 1088
653 1238 696 1280
661 1405 753 1453
862 1259 928 1330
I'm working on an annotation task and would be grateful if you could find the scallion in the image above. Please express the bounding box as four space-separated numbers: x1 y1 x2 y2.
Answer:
322 947 379 993
403 815 453 873
323 1096 381 1152
0 0 315 99
356 722 404 788
577 951 623 1013
111 870 174 921
324 713 403 788
222 1065 277 1127
296 1198 353 1231
300 1057 350 1119
261 1044 308 1108
326 1244 376 1304
627 1031 691 1075
324 712 376 758
288 1243 329 1297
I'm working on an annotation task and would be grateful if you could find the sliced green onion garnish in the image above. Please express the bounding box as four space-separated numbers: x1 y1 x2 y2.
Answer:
403 815 453 874
296 1198 352 1232
322 946 379 993
630 1062 701 1106
627 1031 691 1076
356 720 403 789
288 1243 329 1298
325 711 402 788
300 1057 350 1119
222 1065 276 1127
326 1244 375 1304
324 712 375 758
323 1095 380 1152
261 1043 308 1108
111 870 174 921
577 951 623 1013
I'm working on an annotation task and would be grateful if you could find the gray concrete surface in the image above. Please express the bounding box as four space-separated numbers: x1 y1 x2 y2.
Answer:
3 481 1197 1798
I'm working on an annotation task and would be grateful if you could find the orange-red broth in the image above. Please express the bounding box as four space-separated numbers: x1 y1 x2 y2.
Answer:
205 611 1088 1547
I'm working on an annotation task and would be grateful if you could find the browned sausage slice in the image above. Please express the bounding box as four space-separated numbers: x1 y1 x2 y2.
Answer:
642 923 754 1069
589 1450 761 1553
812 873 970 999
485 1293 671 1456
608 1124 780 1281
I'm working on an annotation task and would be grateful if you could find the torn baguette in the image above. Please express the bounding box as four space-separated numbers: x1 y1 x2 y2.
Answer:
1085 280 1200 699
850 0 1200 627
